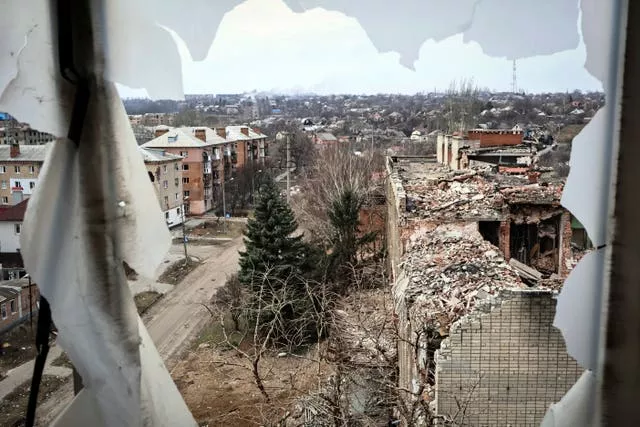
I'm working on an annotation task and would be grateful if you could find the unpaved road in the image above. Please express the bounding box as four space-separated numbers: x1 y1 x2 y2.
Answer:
146 238 242 361
35 238 243 425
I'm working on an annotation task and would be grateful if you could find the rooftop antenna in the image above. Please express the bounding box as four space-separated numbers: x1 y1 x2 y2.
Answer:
511 59 518 94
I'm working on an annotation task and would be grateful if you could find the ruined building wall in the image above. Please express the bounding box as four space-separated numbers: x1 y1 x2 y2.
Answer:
434 291 582 426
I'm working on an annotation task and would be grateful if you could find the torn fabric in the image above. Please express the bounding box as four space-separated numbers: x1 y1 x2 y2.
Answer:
20 81 195 426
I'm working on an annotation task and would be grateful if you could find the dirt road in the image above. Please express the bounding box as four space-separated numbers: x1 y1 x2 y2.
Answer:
35 238 243 425
146 238 242 361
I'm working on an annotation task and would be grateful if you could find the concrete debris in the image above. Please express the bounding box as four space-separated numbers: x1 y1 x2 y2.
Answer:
403 223 526 334
401 162 564 221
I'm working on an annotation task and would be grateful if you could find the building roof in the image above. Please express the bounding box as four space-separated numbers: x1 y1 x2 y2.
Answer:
0 285 20 303
315 132 338 142
181 127 228 145
0 199 28 222
0 144 52 162
225 126 252 141
141 127 215 148
143 126 266 149
138 147 183 163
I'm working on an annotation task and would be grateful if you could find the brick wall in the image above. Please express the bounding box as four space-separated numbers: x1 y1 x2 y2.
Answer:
434 291 582 426
468 130 523 148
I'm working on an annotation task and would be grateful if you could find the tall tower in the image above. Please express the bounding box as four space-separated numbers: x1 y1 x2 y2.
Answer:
512 59 518 93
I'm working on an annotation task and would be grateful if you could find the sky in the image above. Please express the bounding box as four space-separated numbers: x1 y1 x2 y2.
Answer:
117 0 602 98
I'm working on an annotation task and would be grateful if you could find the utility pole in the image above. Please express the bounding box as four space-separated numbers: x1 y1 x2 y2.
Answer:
181 198 188 264
222 173 227 232
286 133 291 203
371 125 374 152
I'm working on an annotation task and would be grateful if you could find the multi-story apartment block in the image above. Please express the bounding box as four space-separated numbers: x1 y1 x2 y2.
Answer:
0 143 51 206
0 113 56 145
141 127 219 215
142 125 268 215
139 147 185 227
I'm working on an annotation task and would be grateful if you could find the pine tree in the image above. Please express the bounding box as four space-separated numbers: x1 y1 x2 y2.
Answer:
238 176 311 289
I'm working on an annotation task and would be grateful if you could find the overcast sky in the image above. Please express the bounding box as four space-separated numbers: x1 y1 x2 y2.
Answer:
117 0 601 98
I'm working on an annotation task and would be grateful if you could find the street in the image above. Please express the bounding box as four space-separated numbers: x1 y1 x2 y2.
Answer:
34 236 244 425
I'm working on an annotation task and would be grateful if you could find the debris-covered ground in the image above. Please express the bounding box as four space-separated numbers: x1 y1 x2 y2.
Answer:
158 258 201 285
134 291 162 315
0 375 68 427
174 289 397 427
0 319 38 379
172 336 331 427
402 223 526 334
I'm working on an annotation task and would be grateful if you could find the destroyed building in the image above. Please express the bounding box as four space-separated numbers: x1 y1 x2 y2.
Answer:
385 155 583 425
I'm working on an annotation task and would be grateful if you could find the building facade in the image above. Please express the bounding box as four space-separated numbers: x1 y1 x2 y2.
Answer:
139 147 185 227
0 114 56 145
385 156 582 425
0 144 50 206
0 277 39 334
142 125 268 215
142 127 217 215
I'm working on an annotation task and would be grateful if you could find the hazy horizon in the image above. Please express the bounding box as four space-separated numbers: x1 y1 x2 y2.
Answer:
117 0 600 99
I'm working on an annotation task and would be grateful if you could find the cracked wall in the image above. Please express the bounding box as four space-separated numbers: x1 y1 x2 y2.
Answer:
434 291 582 425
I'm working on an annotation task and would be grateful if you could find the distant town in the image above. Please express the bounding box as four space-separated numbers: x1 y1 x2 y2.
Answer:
0 88 598 425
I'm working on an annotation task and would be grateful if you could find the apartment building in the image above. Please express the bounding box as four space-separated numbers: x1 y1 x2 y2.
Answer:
142 125 268 215
0 143 51 206
0 276 39 334
215 125 268 181
139 147 185 227
0 114 56 145
141 127 219 215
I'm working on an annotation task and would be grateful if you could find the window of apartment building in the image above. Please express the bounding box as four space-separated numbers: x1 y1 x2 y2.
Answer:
29 182 35 190
182 164 189 171
163 195 169 206
10 299 16 313
175 193 179 201
165 211 169 220
180 151 188 158
14 180 21 189
163 180 168 189
15 224 21 234
163 164 167 173
174 178 179 186
174 163 179 170
183 177 189 184
0 166 6 174
183 191 190 198
1 303 6 320
29 165 35 174
1 181 6 190
2 197 8 204
14 166 20 174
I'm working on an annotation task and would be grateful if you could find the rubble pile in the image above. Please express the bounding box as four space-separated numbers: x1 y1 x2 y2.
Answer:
402 224 526 334
500 182 563 205
404 173 504 220
329 290 397 366
400 164 563 221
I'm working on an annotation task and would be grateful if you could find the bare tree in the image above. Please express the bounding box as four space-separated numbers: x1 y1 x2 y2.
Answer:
293 143 380 246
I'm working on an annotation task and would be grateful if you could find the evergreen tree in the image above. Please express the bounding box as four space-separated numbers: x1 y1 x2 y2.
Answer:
238 176 311 289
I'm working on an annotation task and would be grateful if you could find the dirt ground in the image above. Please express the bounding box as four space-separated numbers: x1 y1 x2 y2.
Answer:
172 324 331 427
158 258 201 285
0 319 38 379
189 221 246 239
134 291 162 315
0 375 68 427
